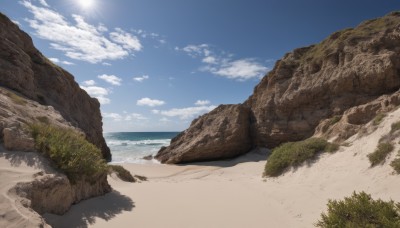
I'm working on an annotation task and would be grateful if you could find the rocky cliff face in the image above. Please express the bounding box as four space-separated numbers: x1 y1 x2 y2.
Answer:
156 12 400 163
0 13 111 161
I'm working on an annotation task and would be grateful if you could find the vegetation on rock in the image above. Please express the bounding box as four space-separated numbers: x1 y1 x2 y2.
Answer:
368 143 394 167
373 113 387 126
263 138 339 177
316 191 400 227
31 124 107 183
108 165 135 182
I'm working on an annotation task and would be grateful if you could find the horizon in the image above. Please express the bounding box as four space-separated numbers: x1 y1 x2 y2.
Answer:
1 0 400 132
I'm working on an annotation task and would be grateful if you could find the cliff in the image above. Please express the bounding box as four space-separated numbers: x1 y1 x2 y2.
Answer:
0 12 111 161
156 12 400 163
0 13 112 227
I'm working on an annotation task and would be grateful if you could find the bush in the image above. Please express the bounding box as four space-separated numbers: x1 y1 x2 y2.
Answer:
108 165 135 182
391 157 400 174
263 138 339 177
391 121 400 133
329 115 341 126
368 143 394 167
373 113 386 126
316 191 400 227
5 91 27 105
31 124 107 183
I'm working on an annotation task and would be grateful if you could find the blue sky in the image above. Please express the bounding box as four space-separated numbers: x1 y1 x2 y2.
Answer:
1 0 399 132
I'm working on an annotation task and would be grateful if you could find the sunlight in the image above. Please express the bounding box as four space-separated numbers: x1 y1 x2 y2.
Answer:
77 0 95 10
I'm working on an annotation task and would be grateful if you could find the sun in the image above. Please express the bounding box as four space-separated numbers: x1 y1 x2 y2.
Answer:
77 0 96 10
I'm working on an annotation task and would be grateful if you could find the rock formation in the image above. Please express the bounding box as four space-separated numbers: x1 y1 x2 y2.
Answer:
0 12 111 161
156 105 253 163
0 13 112 226
156 12 400 163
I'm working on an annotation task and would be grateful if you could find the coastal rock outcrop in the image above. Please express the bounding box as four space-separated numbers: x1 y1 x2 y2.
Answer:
156 12 400 163
0 13 112 226
155 105 252 163
0 12 111 161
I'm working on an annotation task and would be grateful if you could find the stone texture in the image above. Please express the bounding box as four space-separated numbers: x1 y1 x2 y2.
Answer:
155 105 252 163
0 13 111 161
12 172 111 215
156 12 400 163
3 127 35 152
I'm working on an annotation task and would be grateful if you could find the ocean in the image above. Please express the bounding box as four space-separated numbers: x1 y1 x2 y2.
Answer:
104 132 180 164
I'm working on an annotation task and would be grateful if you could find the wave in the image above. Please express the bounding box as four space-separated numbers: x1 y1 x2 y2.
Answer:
107 139 171 147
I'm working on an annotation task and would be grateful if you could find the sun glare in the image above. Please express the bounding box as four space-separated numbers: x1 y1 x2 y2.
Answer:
77 0 95 10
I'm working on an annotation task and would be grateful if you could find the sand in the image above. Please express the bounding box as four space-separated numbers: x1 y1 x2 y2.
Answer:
0 145 49 227
2 109 400 227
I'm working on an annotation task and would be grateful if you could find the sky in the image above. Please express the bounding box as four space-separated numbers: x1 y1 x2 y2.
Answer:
1 0 400 132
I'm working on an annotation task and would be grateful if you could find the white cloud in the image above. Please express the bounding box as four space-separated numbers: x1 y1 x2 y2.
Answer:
102 62 112 66
181 44 210 57
12 20 21 26
195 100 210 106
110 28 142 51
151 109 160 114
137 98 165 107
82 80 96 86
212 59 268 80
160 105 216 120
21 1 142 63
80 85 110 104
38 0 49 7
98 74 122 86
202 56 217 64
159 117 170 122
178 43 268 81
133 75 149 82
125 113 148 121
103 112 147 122
49 57 75 65
103 112 122 121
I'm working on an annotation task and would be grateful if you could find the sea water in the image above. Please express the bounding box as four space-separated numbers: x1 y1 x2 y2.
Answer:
104 132 180 164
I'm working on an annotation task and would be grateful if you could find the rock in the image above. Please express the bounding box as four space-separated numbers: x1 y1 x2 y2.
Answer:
156 12 400 163
12 172 111 215
3 127 35 151
155 104 252 163
0 13 111 161
142 155 153 160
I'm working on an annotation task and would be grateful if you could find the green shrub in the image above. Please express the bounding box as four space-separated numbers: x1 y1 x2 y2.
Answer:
329 115 341 126
36 116 49 124
373 113 386 126
31 124 107 183
391 157 400 174
368 143 394 167
391 121 400 133
5 91 27 105
263 138 338 177
316 191 400 227
108 165 135 182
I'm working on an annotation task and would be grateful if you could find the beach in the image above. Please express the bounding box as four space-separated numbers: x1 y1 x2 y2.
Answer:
42 108 400 227
2 109 400 227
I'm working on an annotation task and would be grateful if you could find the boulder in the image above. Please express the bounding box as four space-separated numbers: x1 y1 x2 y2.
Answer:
155 105 253 163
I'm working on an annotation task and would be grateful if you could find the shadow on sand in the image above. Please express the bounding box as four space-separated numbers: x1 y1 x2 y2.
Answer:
43 190 135 228
178 148 270 168
0 145 54 172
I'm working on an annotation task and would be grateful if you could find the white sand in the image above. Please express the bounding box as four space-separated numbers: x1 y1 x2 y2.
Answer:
0 145 49 228
44 107 400 228
2 108 400 227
